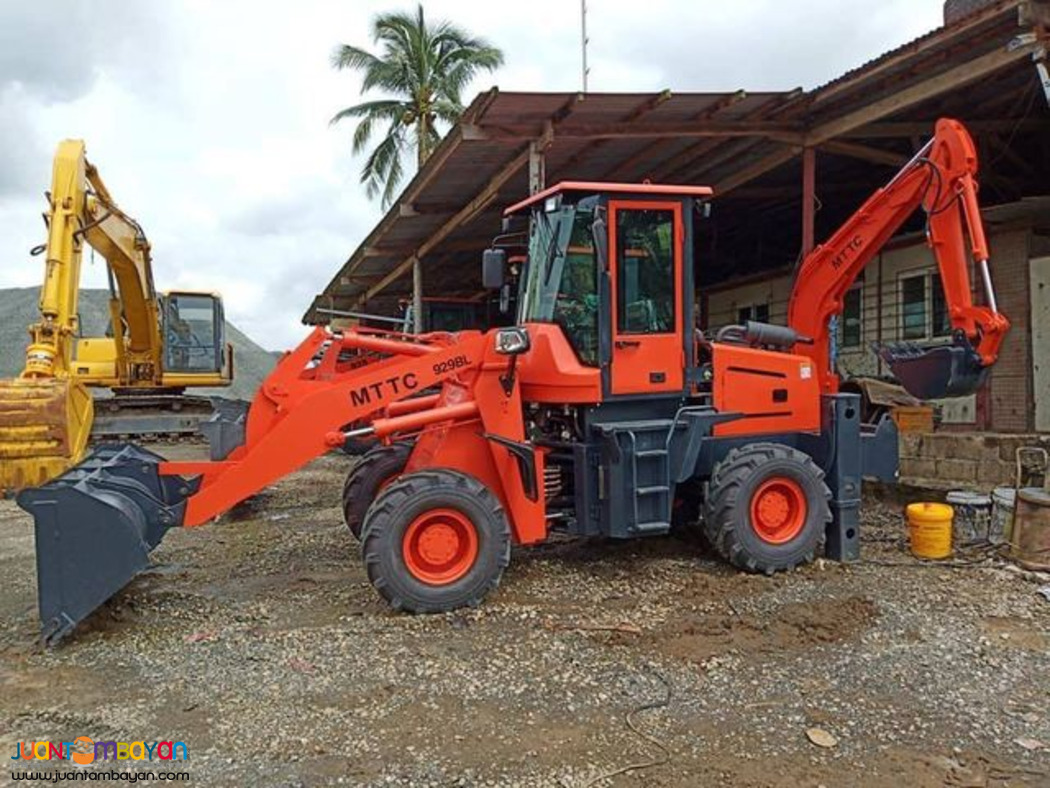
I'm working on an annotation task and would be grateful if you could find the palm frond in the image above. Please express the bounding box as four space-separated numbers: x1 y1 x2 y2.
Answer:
431 99 463 126
331 44 381 71
360 118 406 205
331 2 503 205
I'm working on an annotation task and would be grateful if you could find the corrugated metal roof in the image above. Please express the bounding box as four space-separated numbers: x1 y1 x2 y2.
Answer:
304 0 1041 322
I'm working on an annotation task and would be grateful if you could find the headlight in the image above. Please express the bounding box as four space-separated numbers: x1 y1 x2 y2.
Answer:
495 327 530 355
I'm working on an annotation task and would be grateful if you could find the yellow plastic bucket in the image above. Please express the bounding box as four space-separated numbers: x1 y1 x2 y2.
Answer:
906 503 954 560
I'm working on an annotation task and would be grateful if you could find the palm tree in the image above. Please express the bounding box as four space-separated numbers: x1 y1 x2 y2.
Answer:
331 5 504 207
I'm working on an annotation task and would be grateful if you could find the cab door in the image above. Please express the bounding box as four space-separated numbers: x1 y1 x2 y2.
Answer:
609 201 684 395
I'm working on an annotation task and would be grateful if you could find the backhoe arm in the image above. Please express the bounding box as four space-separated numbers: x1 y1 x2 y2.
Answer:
786 119 1010 398
80 159 162 378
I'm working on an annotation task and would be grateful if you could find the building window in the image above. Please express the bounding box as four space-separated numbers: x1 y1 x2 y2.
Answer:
901 274 927 340
900 271 952 341
841 286 862 348
737 303 770 324
931 273 950 338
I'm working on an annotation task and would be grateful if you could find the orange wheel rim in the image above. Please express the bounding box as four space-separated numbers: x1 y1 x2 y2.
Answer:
402 508 478 585
750 477 807 545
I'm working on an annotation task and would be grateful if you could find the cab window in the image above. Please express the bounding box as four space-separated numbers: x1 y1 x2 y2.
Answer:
552 211 599 366
164 294 221 373
615 209 675 335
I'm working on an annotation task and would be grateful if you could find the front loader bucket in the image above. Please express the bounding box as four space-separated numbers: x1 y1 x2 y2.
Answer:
876 337 987 400
0 377 93 494
16 444 195 645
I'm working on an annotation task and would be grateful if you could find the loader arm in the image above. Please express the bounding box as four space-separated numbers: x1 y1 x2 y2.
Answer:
17 325 526 643
786 119 1010 398
162 328 493 526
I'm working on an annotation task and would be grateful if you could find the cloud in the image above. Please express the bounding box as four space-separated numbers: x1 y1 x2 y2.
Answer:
0 1 180 104
0 86 48 196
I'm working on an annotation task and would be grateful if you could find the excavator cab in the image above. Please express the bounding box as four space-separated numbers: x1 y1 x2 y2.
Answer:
160 292 232 382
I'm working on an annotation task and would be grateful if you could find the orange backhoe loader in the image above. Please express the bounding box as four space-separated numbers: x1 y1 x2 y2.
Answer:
19 119 1008 644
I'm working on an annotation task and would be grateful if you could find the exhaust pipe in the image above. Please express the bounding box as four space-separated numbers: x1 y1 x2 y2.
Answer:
16 444 195 645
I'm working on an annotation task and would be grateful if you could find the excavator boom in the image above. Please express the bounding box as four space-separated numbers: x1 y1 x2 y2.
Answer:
0 141 234 494
0 142 96 491
787 119 1010 400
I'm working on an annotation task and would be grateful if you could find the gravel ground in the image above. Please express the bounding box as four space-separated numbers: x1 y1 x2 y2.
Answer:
1 453 1049 787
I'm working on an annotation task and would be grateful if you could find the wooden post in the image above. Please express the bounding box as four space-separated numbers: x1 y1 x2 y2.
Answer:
529 141 546 195
412 256 423 334
802 147 816 257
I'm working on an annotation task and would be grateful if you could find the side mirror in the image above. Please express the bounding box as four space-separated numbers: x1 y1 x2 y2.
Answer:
482 248 507 290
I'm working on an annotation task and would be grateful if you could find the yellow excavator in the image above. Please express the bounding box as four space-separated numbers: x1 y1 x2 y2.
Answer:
0 140 234 493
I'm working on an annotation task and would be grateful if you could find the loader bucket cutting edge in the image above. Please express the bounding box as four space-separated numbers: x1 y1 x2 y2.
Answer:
15 443 196 646
876 338 987 401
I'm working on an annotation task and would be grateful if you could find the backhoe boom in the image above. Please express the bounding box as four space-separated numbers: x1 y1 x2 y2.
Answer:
787 119 1010 398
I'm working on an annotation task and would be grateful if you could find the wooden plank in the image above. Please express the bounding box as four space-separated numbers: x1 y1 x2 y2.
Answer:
807 41 1040 145
599 91 748 181
810 5 1017 107
477 120 805 142
651 91 804 182
818 140 908 167
552 90 672 178
846 118 1050 137
802 147 815 256
717 42 1039 194
714 145 802 195
358 147 531 304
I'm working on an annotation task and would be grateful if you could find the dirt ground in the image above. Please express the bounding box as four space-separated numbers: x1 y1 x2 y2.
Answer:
1 453 1049 787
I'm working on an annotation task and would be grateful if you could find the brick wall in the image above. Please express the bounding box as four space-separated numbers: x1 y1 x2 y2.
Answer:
986 230 1033 432
899 431 1050 488
944 0 1000 24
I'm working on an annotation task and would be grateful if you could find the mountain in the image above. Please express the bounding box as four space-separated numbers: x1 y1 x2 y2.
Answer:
0 287 275 400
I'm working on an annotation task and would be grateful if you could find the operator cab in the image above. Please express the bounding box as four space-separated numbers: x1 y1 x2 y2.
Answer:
161 291 231 379
484 182 713 398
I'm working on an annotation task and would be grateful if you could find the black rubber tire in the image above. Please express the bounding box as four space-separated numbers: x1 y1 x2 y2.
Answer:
341 434 379 456
360 469 511 613
342 443 412 540
703 443 831 574
338 420 379 456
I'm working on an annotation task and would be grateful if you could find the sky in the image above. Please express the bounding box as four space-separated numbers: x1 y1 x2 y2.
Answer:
0 0 948 350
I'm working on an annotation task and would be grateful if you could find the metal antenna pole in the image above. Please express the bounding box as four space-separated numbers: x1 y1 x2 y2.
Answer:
581 0 589 92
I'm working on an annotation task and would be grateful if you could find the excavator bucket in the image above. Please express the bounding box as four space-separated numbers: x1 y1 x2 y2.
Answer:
0 377 94 494
16 444 194 645
876 336 988 401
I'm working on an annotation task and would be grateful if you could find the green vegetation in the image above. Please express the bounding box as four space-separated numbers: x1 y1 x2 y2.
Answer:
330 4 503 206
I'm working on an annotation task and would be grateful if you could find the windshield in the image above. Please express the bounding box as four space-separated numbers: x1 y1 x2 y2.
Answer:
518 202 599 366
164 294 221 373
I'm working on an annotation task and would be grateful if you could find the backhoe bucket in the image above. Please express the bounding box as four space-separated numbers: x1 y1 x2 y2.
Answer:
876 337 987 400
0 377 93 494
16 444 194 645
